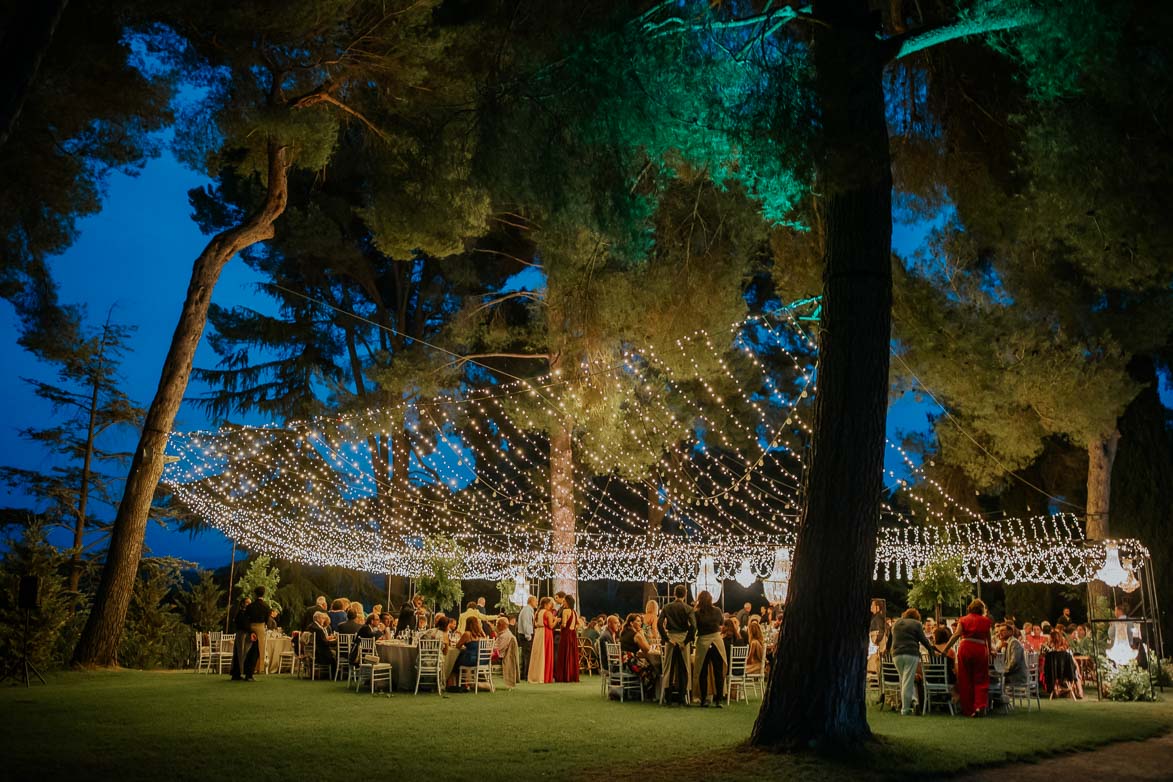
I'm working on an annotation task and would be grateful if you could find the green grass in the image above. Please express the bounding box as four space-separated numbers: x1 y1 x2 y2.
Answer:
1 671 1170 781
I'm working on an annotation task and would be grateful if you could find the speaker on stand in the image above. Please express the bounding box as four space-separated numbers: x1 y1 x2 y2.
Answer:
1 575 47 687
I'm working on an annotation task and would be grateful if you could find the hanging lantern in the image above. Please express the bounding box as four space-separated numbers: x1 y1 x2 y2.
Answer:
1095 545 1128 588
695 555 722 601
734 559 757 589
510 572 530 607
762 548 790 605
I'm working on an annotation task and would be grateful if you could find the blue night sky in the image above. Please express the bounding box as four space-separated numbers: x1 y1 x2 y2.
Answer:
1 150 1102 571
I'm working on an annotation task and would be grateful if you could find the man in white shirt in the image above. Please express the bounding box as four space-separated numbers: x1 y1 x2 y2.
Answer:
517 596 537 679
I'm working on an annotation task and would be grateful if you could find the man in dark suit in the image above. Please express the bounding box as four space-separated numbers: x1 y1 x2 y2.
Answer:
245 587 271 676
337 605 363 635
301 596 327 632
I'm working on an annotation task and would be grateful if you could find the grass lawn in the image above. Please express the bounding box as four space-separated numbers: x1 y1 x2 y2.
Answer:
1 670 1170 781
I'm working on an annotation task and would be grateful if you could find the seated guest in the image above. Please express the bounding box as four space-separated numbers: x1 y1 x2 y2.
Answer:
1001 622 1028 688
300 596 328 634
337 605 363 635
585 618 602 643
746 620 766 676
933 626 957 684
378 611 394 638
266 608 279 632
328 599 349 630
307 611 337 673
619 613 656 698
720 618 741 658
450 614 487 692
493 617 520 688
350 613 381 664
598 615 622 672
422 616 451 653
1024 622 1046 653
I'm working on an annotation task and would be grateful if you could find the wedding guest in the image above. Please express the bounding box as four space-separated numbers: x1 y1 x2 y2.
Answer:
306 611 337 675
395 604 417 639
1024 622 1046 653
889 608 935 715
658 585 697 705
1001 622 1028 689
230 597 258 681
527 597 555 684
266 608 279 632
328 599 349 630
517 595 536 679
598 614 622 672
493 617 520 688
301 596 327 633
720 618 740 658
692 590 727 708
449 614 487 692
939 599 992 717
619 613 656 698
735 602 753 630
337 605 363 635
350 613 381 664
746 619 766 676
422 616 451 653
933 626 957 684
554 594 580 683
644 599 661 645
244 588 271 676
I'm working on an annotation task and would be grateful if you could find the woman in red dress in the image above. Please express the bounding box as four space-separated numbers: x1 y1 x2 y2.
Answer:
941 598 993 717
554 595 580 682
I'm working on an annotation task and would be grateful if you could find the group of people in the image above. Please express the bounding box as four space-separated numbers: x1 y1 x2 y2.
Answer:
588 586 774 707
872 598 1134 717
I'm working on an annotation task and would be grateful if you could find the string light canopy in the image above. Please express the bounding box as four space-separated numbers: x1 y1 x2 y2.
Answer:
163 308 1149 590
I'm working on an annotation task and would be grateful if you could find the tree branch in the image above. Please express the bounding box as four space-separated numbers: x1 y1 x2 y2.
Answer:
469 290 546 315
472 248 543 269
290 89 390 141
881 9 1041 63
448 352 552 368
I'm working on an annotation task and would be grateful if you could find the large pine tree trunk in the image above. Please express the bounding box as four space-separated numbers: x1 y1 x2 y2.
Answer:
550 419 577 596
72 143 289 667
1086 430 1120 540
750 0 892 749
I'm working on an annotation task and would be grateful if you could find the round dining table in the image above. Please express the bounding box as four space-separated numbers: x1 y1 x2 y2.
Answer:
263 635 293 674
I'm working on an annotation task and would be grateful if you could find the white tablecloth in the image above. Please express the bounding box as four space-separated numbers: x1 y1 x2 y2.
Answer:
263 636 292 673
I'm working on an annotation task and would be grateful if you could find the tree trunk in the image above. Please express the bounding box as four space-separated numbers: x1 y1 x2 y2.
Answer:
0 0 68 150
550 418 577 597
1086 430 1120 540
69 330 105 594
751 0 892 749
644 480 665 602
72 143 289 667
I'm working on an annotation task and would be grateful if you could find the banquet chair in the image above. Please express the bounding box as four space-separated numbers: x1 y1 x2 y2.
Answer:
352 638 392 696
604 642 643 702
597 640 609 696
215 634 236 675
879 656 901 711
334 633 355 682
987 668 1008 713
459 639 495 693
195 632 211 673
921 657 954 716
578 637 599 677
299 632 331 681
726 644 750 704
415 638 444 696
203 631 223 674
276 636 296 675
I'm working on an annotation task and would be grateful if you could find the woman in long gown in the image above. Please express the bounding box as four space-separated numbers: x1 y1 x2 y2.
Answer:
528 597 555 684
554 595 580 682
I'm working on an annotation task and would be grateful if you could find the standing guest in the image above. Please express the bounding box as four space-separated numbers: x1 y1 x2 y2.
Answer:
301 596 327 634
692 590 727 708
458 600 499 636
395 603 418 639
735 602 753 630
517 595 536 679
554 595 580 682
244 587 271 676
940 598 993 717
411 594 432 628
619 613 657 699
643 599 661 646
658 584 697 705
337 605 363 636
888 608 935 716
1056 607 1073 627
230 597 258 681
869 599 886 642
328 599 349 630
527 597 555 684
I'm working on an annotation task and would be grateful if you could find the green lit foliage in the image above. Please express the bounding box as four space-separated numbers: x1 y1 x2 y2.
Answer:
119 558 191 670
184 570 225 632
415 536 464 613
1106 663 1157 702
0 524 72 671
906 557 973 618
234 554 283 614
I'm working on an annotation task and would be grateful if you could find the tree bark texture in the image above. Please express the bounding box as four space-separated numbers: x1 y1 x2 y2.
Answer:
72 144 289 667
751 0 893 749
1086 430 1120 540
0 0 68 150
550 420 577 597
